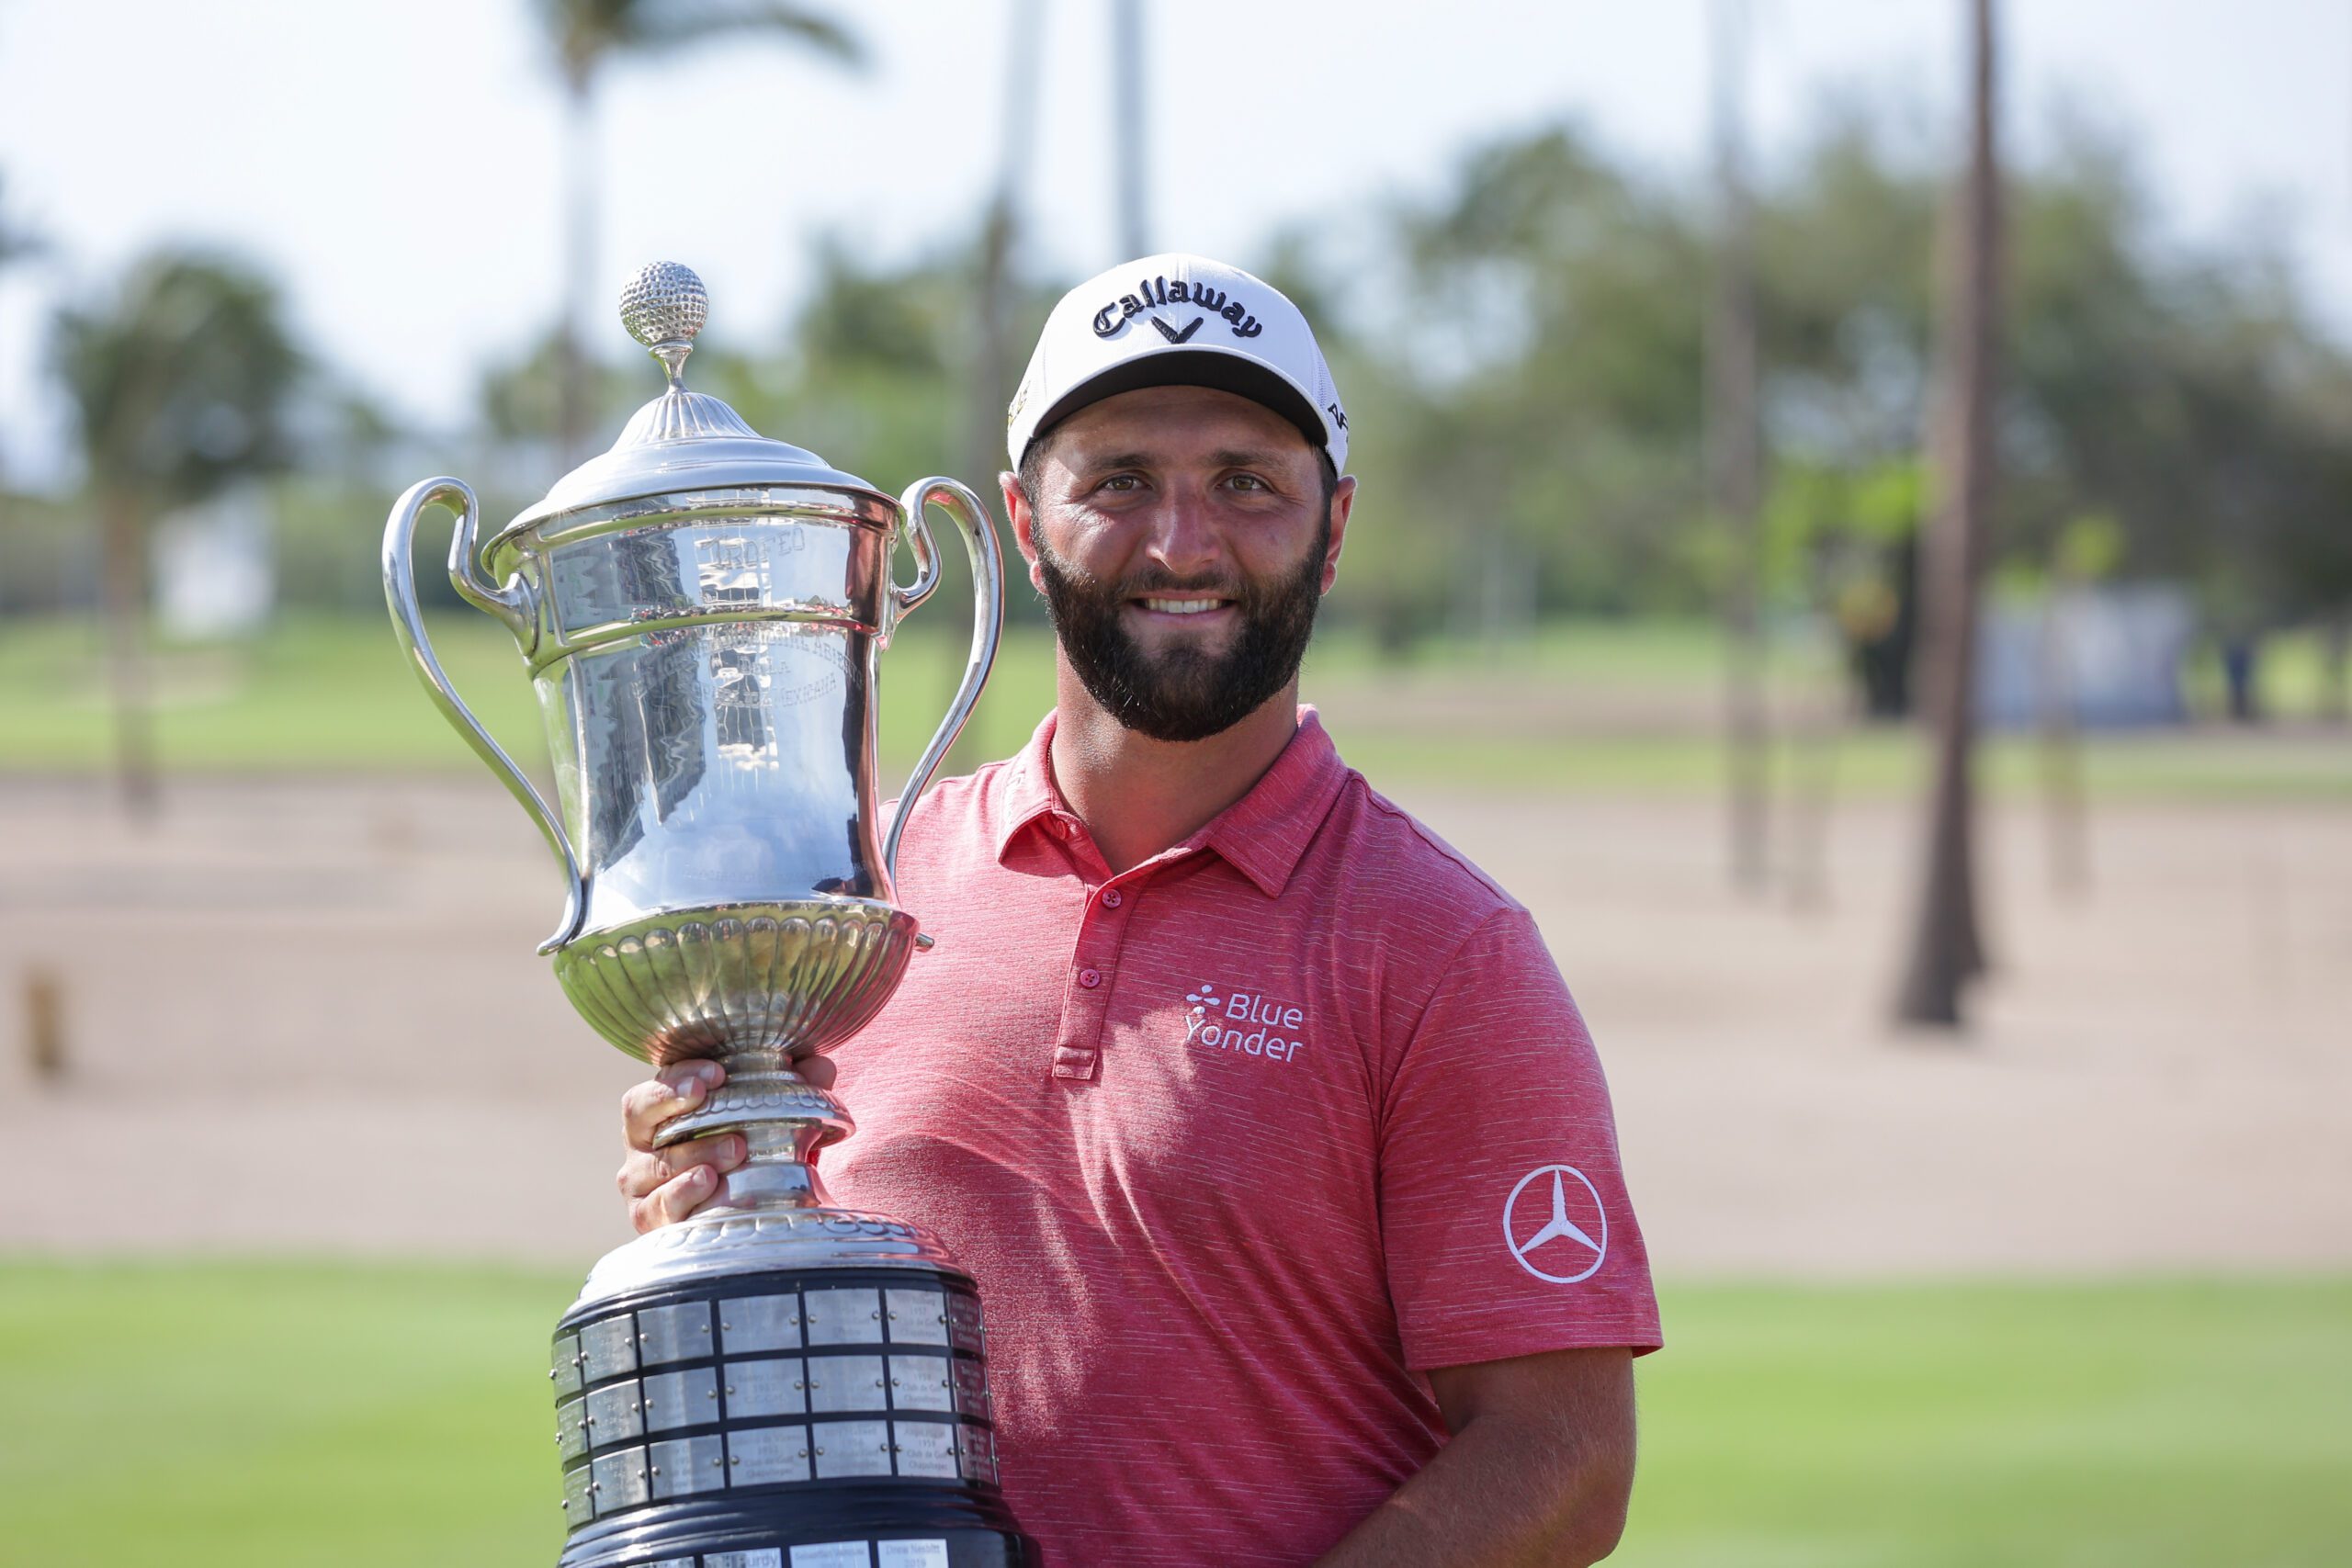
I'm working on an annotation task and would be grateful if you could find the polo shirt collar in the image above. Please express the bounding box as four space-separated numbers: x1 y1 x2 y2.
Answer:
992 713 1065 858
993 706 1350 897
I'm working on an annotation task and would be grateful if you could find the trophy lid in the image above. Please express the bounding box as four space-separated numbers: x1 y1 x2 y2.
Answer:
506 262 882 530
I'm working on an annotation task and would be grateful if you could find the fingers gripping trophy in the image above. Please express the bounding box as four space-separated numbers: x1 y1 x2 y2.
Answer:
383 263 1040 1568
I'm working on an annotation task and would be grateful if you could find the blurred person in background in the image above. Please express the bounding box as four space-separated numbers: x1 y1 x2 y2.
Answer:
615 254 1659 1567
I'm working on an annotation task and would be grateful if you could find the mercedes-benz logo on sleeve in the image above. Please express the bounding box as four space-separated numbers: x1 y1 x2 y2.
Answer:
1503 1165 1609 1283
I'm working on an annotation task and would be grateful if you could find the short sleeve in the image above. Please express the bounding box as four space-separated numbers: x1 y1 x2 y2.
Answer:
1378 908 1661 1371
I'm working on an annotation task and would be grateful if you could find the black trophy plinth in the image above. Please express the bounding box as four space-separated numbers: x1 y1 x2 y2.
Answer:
550 1265 1040 1568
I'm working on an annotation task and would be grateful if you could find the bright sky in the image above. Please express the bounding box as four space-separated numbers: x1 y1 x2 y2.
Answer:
1 0 2346 488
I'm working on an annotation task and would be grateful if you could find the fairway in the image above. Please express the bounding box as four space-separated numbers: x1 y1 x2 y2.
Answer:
2 614 2346 802
1 1263 2345 1567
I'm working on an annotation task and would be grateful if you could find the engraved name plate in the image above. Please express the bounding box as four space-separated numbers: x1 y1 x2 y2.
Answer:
591 1447 650 1517
728 1424 812 1487
557 1394 590 1461
804 1287 884 1347
561 1461 594 1526
957 1423 999 1485
807 1355 887 1414
888 1355 954 1412
727 1356 806 1419
586 1379 645 1445
814 1418 893 1479
637 1300 713 1366
952 1357 992 1419
884 1288 949 1346
650 1434 726 1500
720 1293 803 1355
551 1333 583 1396
946 1295 986 1354
579 1315 640 1380
642 1365 718 1432
892 1418 960 1480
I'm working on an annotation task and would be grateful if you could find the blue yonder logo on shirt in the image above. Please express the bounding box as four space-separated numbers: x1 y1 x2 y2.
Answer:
1183 979 1306 1064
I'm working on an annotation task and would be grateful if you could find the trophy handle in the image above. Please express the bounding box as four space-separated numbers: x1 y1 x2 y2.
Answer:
882 477 1003 883
381 476 587 954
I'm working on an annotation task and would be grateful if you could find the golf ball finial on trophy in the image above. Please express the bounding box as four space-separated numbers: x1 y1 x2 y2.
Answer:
383 262 1038 1568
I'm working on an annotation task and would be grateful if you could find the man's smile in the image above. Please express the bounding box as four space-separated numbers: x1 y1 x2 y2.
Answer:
1133 597 1232 615
1129 595 1238 624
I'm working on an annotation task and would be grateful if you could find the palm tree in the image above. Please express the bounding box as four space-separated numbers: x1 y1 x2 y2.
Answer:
53 252 302 815
1894 0 2002 1025
538 0 864 465
1111 0 1148 259
1706 0 1770 893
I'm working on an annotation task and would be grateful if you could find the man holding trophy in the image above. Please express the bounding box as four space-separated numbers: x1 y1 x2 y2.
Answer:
609 254 1662 1566
391 252 1654 1568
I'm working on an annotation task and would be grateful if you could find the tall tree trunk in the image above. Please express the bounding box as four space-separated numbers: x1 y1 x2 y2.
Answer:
2036 588 2088 896
98 485 158 818
1895 0 2001 1027
2323 611 2349 725
1708 0 1770 893
1111 0 1148 259
953 0 1046 773
969 0 1045 491
558 63 595 468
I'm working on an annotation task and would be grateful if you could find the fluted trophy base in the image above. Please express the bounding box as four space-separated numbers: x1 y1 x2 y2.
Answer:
551 900 926 1069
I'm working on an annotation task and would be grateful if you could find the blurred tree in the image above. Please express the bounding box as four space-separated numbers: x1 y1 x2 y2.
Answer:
52 251 302 815
479 324 639 452
536 0 862 463
270 389 410 614
1366 125 1711 644
1759 108 2352 661
1895 0 2001 1029
1708 0 1770 893
0 175 46 503
435 83 2352 690
0 175 38 266
1760 455 1924 909
2034 509 2126 895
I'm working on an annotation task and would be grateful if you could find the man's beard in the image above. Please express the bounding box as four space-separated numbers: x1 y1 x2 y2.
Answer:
1035 518 1329 743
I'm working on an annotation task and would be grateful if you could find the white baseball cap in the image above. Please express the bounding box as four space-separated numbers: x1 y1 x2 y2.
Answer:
1006 252 1349 474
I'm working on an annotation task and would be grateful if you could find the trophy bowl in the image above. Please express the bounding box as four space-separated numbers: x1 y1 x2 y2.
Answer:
384 262 1038 1568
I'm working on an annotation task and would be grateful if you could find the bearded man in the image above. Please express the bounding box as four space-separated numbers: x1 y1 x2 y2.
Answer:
615 254 1660 1567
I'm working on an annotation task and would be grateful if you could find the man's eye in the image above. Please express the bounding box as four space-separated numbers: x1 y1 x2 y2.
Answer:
1099 475 1144 493
1226 473 1269 492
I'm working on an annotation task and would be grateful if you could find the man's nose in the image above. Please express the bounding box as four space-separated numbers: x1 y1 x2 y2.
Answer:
1142 483 1222 580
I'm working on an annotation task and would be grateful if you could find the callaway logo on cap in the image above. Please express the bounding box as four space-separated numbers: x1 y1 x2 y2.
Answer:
1007 252 1349 473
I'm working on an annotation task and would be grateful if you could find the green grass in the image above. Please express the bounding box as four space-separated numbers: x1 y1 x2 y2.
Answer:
1 1263 2345 1567
2 613 2346 802
1626 1280 2352 1568
0 1259 574 1568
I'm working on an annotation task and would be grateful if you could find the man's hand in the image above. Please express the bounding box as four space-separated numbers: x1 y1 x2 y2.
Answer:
616 1056 838 1232
1312 1346 1635 1567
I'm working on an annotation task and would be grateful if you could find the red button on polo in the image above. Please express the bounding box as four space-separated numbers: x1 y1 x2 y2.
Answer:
1078 967 1102 988
1101 888 1123 908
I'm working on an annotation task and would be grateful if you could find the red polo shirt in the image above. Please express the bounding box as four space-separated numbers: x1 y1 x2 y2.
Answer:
826 709 1658 1567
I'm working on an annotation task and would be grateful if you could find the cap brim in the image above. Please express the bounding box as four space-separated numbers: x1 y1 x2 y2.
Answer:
1023 348 1329 465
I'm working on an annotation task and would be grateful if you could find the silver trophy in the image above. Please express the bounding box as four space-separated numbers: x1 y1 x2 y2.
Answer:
384 263 1037 1568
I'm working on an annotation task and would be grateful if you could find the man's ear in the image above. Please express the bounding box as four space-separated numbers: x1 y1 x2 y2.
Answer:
1320 474 1358 596
1000 469 1048 597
